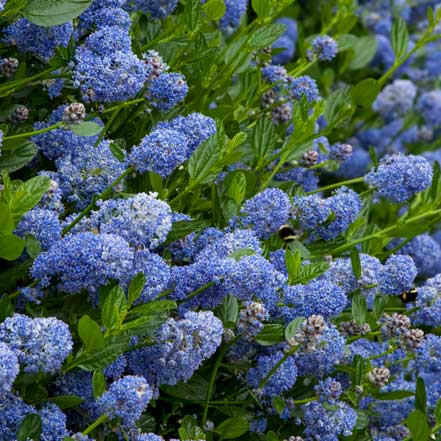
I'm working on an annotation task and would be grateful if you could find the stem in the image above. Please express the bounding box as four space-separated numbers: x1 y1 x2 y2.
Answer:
293 396 318 405
82 414 108 435
259 345 298 389
201 337 238 425
62 167 133 236
305 177 364 195
3 122 62 140
9 279 38 299
178 281 217 305
0 67 63 94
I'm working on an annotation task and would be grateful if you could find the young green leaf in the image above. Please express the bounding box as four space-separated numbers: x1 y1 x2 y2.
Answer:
0 234 25 261
285 317 305 342
352 292 367 325
391 17 409 59
17 414 42 441
128 272 146 308
416 377 427 415
70 121 103 137
256 324 285 346
202 0 226 20
78 315 105 353
406 409 429 441
24 0 92 26
350 247 362 279
92 370 106 399
249 24 286 50
215 416 249 439
102 286 127 330
216 295 239 325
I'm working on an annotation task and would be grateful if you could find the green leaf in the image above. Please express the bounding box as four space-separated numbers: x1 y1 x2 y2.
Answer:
70 121 103 137
288 262 330 285
285 317 305 341
252 116 275 165
188 131 225 185
350 247 361 279
0 203 13 234
78 315 105 353
372 295 387 321
102 286 127 331
351 354 364 386
24 0 92 26
371 390 415 400
184 0 201 31
227 171 247 205
285 248 302 285
251 0 271 17
216 294 239 325
391 17 409 59
229 247 256 261
352 292 367 325
351 79 380 107
17 414 42 441
202 0 225 20
0 295 13 322
127 300 176 319
92 370 106 399
324 86 353 128
215 416 249 439
11 175 51 218
109 142 126 162
431 161 441 201
355 410 369 430
348 36 378 70
416 377 427 415
179 415 206 440
0 141 38 173
369 146 378 168
165 219 211 244
25 235 41 259
256 324 285 346
48 395 83 409
0 234 25 261
406 409 429 441
161 374 209 401
249 24 286 50
435 398 441 423
273 396 286 414
128 272 146 307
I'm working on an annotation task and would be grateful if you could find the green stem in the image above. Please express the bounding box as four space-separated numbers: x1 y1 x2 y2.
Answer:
306 177 364 195
201 336 238 425
178 281 216 305
62 167 133 236
258 345 298 389
293 396 318 405
82 414 108 435
3 122 62 140
0 67 63 93
9 279 38 299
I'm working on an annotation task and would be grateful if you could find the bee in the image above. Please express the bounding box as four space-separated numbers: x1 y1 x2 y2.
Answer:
398 288 418 303
278 224 298 246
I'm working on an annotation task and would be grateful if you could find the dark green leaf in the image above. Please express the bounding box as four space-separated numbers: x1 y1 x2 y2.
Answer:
435 398 441 423
431 161 440 201
227 171 247 205
78 315 105 353
92 370 106 399
324 86 353 128
24 0 92 26
406 409 429 441
0 234 25 261
285 317 305 341
161 374 209 401
355 410 369 430
179 415 206 440
251 0 271 17
351 79 380 107
351 354 364 386
216 295 239 324
372 390 415 400
215 416 249 439
350 247 361 279
289 262 330 285
352 292 367 325
372 295 387 321
273 396 286 414
127 300 176 319
109 142 126 162
368 146 378 168
0 259 32 292
165 219 211 244
0 141 38 173
17 414 42 441
249 24 286 50
48 395 83 409
285 248 302 285
70 121 103 137
0 295 13 322
25 235 41 259
184 0 201 31
416 377 427 415
256 324 285 346
128 272 146 308
0 203 13 234
391 17 409 59
252 116 275 165
102 286 127 330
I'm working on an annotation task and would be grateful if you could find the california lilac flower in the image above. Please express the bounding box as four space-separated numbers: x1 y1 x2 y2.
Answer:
219 0 248 34
137 434 164 441
237 302 268 341
290 76 320 102
97 375 152 426
74 26 147 102
0 342 19 394
231 188 291 239
272 18 298 64
330 143 352 162
155 112 216 154
131 249 171 303
415 334 441 373
395 234 441 277
262 65 289 88
246 351 297 397
103 354 127 380
378 254 417 295
315 377 342 403
32 105 103 161
129 128 188 177
143 50 169 81
2 19 73 60
0 393 36 440
54 139 127 210
40 403 69 441
308 35 338 61
276 166 319 192
281 279 347 321
364 154 433 203
15 208 62 251
84 193 172 249
302 400 357 440
37 172 65 214
410 274 441 327
337 147 371 179
128 311 223 386
372 34 395 69
31 233 134 294
128 0 179 18
417 90 441 127
147 72 188 111
372 79 417 120
0 314 72 374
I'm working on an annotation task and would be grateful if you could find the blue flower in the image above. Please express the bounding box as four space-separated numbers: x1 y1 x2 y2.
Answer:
272 18 297 64
378 254 417 295
0 393 36 440
0 342 19 395
39 403 68 441
147 72 188 111
417 90 441 128
97 375 153 426
0 314 72 374
290 76 320 102
364 154 433 203
219 0 248 34
127 0 179 18
308 35 339 61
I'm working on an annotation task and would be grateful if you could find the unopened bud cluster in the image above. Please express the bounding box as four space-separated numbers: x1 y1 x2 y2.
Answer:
237 302 268 341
